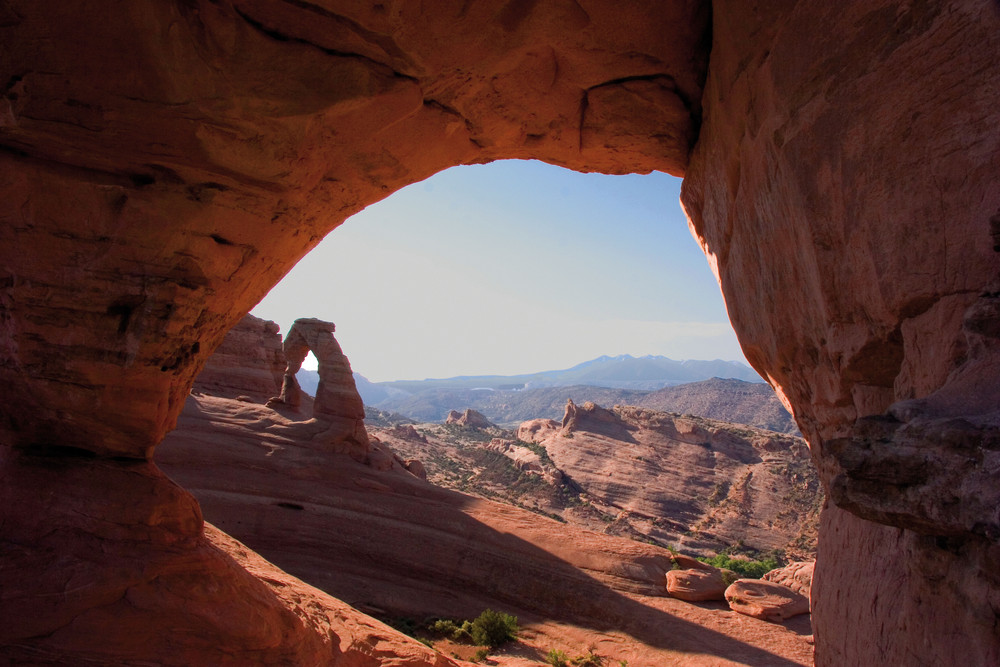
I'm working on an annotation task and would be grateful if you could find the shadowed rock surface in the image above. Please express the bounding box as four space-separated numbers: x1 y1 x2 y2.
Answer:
193 313 285 402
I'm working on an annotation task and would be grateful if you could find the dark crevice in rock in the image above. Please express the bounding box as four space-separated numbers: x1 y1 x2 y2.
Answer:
276 0 419 73
232 6 418 85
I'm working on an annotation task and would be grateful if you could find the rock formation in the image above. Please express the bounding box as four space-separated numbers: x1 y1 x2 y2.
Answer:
157 393 813 666
724 579 810 623
445 408 495 429
522 401 822 556
0 1 997 664
665 567 730 602
192 314 285 401
267 318 370 458
636 378 798 434
680 2 1000 662
762 561 814 599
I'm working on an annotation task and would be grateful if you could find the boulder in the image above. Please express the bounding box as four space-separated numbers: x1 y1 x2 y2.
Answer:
666 567 729 602
762 561 815 599
725 579 810 622
404 459 428 480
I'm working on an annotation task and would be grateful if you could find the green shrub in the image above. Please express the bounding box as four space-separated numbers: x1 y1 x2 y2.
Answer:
469 609 519 647
546 649 569 667
429 618 471 641
696 554 779 579
473 647 490 662
571 653 604 666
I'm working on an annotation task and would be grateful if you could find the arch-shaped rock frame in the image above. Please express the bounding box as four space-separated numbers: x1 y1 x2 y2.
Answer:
1 1 998 664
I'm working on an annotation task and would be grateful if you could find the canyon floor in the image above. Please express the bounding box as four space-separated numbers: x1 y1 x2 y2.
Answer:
158 394 814 666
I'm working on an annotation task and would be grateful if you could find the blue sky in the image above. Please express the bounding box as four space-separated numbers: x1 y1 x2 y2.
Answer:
252 160 746 381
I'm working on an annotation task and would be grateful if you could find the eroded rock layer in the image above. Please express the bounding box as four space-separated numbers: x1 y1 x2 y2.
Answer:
193 313 285 401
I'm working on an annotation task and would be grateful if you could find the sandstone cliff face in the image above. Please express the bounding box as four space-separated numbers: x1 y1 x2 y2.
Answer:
525 402 821 557
192 313 285 401
680 2 1000 663
1 1 997 664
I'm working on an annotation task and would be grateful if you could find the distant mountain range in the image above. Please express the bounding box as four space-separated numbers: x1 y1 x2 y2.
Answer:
295 355 794 432
299 354 760 395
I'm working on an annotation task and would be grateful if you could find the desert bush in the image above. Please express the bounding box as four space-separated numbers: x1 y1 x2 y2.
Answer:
545 649 569 667
571 653 604 666
469 608 519 647
697 554 779 579
472 647 490 662
429 618 470 641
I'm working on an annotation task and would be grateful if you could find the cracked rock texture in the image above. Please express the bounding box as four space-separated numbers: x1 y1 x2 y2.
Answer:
1 0 998 664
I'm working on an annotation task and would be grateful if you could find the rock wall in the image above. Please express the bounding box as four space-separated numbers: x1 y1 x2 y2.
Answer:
192 313 285 401
680 1 1000 663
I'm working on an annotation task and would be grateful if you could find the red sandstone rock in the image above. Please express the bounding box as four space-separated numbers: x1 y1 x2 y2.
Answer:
0 0 997 664
666 568 729 602
193 313 285 402
156 394 814 665
404 458 427 480
725 579 810 622
264 318 370 458
517 418 562 444
390 423 428 443
0 449 454 666
762 561 814 599
526 402 822 556
445 408 494 429
680 2 1000 662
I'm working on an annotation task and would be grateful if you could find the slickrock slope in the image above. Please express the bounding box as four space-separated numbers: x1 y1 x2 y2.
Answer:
158 394 813 667
2 1 998 664
521 402 821 557
192 313 285 402
0 448 454 667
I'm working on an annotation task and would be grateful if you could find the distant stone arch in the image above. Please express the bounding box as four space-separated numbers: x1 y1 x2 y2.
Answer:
269 318 368 451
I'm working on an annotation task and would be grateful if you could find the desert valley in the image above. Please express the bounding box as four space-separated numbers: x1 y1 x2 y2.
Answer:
155 314 820 666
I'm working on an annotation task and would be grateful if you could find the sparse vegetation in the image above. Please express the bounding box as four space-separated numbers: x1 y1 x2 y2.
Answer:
472 647 490 662
697 545 784 579
468 608 519 648
546 649 606 666
425 609 519 647
430 618 471 641
546 649 569 667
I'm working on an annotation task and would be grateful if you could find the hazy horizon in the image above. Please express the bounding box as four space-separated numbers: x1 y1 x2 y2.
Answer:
252 160 746 382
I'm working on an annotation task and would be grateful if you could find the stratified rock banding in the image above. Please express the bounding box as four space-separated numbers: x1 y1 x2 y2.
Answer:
0 1 997 664
193 313 285 402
